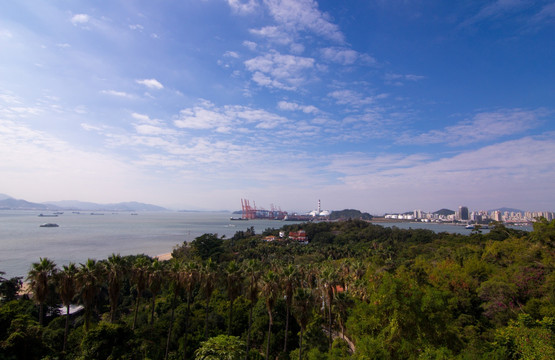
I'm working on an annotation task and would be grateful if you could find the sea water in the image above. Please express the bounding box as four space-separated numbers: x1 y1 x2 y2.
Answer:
0 211 532 279
0 211 291 278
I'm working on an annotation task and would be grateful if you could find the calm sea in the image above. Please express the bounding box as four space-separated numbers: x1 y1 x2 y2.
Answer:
0 211 532 279
0 211 295 279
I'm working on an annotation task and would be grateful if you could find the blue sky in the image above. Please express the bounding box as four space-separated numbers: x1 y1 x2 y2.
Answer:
1 0 554 213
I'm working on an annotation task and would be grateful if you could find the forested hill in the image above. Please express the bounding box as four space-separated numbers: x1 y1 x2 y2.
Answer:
329 209 373 220
1 218 555 359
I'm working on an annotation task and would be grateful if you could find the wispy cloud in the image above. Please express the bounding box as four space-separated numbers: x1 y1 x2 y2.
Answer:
227 0 259 15
249 26 292 45
462 0 528 26
129 24 144 31
328 89 385 107
263 0 345 43
326 135 555 211
385 73 426 86
100 90 134 98
70 14 90 26
0 29 14 39
244 50 315 90
0 119 141 203
278 101 319 114
399 108 545 146
321 47 376 66
174 100 290 132
532 2 555 23
136 78 164 90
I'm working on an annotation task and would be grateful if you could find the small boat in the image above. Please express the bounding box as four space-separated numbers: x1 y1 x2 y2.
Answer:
40 223 59 227
38 213 58 217
230 217 248 221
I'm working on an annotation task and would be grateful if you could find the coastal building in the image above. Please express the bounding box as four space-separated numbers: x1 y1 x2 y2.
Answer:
288 230 309 243
459 206 469 221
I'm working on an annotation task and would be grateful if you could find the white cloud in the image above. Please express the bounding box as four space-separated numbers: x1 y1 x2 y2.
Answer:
224 51 239 58
532 2 555 23
134 124 176 136
321 47 359 65
328 89 377 106
249 26 292 45
290 43 305 54
71 14 90 25
263 0 345 42
243 40 257 51
136 78 164 90
400 108 545 146
462 0 528 26
244 50 315 90
278 101 319 114
0 30 13 39
0 93 22 105
326 135 555 211
385 73 426 86
129 24 144 31
0 119 143 203
100 90 133 98
227 0 258 14
174 100 290 130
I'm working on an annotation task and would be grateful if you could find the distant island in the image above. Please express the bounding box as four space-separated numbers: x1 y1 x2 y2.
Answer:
0 194 167 212
329 209 373 220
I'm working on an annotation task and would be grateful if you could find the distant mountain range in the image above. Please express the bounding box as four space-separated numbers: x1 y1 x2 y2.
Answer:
0 194 167 212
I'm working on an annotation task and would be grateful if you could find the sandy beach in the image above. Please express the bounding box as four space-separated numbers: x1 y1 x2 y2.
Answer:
156 252 172 261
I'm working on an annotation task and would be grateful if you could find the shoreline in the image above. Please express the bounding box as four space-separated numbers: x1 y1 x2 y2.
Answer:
156 252 172 261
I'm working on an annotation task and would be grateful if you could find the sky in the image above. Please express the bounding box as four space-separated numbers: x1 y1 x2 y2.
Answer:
1 0 554 214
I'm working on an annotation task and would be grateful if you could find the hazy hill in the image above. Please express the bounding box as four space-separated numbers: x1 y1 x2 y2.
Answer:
0 194 166 211
434 208 455 216
0 197 61 210
44 200 167 212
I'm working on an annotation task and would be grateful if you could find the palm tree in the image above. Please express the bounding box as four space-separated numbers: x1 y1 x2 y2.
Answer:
148 258 165 325
243 259 260 360
27 257 57 325
292 288 314 360
201 258 218 339
226 260 243 335
132 256 150 330
165 258 183 360
332 291 352 340
260 270 280 360
57 262 77 352
280 264 298 353
105 254 126 323
181 261 199 360
77 259 101 332
319 264 339 349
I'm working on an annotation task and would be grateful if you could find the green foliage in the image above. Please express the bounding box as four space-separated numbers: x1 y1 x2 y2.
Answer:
80 322 136 360
2 218 555 359
329 210 372 221
194 334 245 360
0 275 22 303
191 233 224 261
493 314 555 359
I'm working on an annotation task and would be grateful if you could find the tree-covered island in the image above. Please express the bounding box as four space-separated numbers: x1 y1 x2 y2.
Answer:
1 218 555 359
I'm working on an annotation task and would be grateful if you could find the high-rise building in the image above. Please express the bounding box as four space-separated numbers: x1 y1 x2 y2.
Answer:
459 206 469 221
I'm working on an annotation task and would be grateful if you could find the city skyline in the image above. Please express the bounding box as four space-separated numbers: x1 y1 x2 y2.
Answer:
1 1 554 213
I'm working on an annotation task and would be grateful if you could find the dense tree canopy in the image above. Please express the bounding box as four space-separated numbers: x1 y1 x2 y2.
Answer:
1 218 554 359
